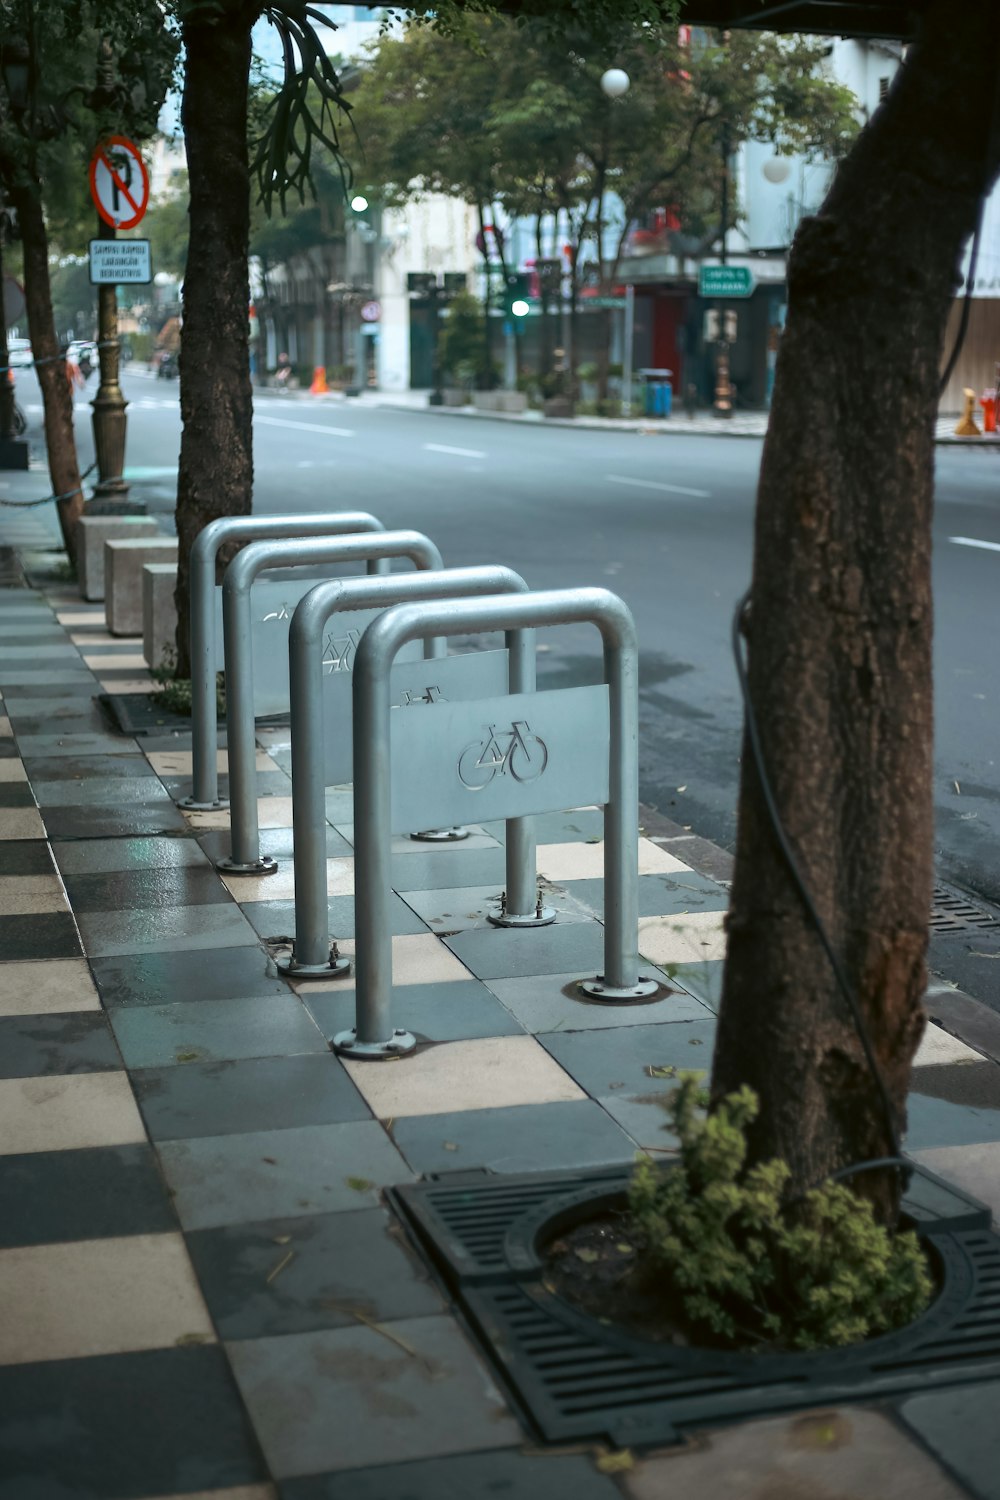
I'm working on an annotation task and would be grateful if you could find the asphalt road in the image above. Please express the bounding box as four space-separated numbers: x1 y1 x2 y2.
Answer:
31 366 1000 907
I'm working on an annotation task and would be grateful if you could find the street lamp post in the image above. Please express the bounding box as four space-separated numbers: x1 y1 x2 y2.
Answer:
600 68 633 416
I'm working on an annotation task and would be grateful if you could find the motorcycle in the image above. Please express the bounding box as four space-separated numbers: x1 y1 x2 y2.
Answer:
156 350 179 380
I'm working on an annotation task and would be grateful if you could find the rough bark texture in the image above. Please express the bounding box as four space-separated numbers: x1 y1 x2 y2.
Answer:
175 6 259 673
11 181 82 552
712 2 1000 1223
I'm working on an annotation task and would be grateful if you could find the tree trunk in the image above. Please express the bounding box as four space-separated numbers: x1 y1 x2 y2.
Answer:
11 180 82 554
174 3 259 673
711 3 1000 1224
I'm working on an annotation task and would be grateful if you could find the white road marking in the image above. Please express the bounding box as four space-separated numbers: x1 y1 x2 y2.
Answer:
605 472 711 499
949 535 1000 553
253 415 354 437
423 442 487 459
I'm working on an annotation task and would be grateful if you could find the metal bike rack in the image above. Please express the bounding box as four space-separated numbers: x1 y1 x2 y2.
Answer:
336 588 659 1059
219 530 449 876
180 511 388 811
278 565 554 980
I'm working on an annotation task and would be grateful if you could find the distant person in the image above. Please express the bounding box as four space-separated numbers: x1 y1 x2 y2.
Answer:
274 351 293 389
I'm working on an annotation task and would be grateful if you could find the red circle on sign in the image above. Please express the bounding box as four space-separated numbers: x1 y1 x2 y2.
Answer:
89 136 150 231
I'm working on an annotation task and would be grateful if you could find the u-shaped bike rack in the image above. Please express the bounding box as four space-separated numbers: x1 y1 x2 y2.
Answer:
218 530 447 876
279 564 554 979
180 511 388 812
336 587 660 1060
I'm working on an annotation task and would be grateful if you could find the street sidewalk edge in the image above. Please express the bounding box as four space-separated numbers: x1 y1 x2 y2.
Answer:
639 801 1000 1067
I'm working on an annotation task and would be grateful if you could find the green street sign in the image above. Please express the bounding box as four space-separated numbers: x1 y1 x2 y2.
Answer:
698 265 756 299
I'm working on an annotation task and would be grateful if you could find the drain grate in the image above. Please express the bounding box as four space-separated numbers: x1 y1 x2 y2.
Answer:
930 886 1000 935
390 1165 1000 1448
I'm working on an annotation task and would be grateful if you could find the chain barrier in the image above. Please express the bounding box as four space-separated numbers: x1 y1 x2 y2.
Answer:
0 338 121 377
0 459 104 508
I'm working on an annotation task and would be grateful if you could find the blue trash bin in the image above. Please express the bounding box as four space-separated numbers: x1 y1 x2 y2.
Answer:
640 368 673 418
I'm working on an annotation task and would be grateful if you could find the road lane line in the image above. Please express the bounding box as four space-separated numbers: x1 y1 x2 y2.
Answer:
949 535 1000 553
605 473 711 499
423 442 487 459
253 415 355 437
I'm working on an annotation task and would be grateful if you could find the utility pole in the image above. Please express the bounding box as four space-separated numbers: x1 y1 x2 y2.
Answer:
90 213 130 501
713 120 734 419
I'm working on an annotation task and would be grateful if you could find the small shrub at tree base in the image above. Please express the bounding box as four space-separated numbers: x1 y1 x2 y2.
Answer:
627 1077 932 1351
150 648 225 719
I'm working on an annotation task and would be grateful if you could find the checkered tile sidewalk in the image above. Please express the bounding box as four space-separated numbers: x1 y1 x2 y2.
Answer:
0 582 998 1498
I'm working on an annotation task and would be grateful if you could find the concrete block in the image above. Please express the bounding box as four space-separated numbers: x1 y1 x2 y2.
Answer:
75 516 159 601
105 538 178 636
143 563 178 670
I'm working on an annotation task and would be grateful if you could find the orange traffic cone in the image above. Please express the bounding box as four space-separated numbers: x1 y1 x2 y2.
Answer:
309 366 329 396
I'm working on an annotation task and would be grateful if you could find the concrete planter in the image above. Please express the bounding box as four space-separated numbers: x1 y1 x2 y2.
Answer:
473 391 528 414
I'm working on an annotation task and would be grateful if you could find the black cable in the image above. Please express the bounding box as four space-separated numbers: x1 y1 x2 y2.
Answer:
731 590 904 1177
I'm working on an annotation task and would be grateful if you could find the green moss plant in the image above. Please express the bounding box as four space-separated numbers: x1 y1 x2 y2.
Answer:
628 1077 932 1351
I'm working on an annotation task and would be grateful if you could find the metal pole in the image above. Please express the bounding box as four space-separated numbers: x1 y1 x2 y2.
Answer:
180 510 387 810
281 565 532 978
91 217 130 501
217 530 443 875
489 625 554 927
621 284 635 419
339 589 658 1059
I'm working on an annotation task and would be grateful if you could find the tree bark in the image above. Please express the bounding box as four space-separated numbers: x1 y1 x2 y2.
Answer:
11 180 82 554
711 3 1000 1223
174 4 259 673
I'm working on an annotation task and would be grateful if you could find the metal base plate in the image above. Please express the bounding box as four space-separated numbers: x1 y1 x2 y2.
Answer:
332 1026 417 1058
408 827 470 843
276 954 352 980
178 795 230 811
215 854 279 876
488 905 558 928
578 974 662 1003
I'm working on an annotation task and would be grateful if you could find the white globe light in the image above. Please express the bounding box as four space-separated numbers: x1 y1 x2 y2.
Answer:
511 298 530 318
600 68 630 99
351 194 369 212
762 157 791 185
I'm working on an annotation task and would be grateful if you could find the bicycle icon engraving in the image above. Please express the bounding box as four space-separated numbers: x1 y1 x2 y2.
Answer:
458 720 548 791
261 602 293 623
322 628 363 674
400 685 444 706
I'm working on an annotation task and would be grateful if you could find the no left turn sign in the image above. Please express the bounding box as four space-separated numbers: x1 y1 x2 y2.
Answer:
89 136 150 231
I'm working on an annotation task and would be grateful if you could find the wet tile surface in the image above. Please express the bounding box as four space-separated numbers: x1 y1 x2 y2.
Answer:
159 1120 414 1230
186 1206 442 1341
62 864 232 912
89 943 290 1012
0 1347 267 1497
242 894 429 942
52 833 209 876
132 1051 371 1140
0 1143 177 1247
0 1011 121 1078
0 910 81 961
484 971 708 1032
0 956 100 1017
76 901 260 958
899 1381 1000 1499
390 1098 638 1176
560 869 730 918
280 1450 622 1500
443 918 607 979
109 993 327 1070
228 1314 521 1477
304 979 524 1045
42 800 191 839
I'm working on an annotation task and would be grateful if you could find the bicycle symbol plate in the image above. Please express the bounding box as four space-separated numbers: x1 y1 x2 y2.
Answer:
215 591 422 719
323 648 509 786
390 684 610 832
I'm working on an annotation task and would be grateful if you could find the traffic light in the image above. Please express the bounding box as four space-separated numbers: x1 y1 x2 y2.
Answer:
503 272 531 320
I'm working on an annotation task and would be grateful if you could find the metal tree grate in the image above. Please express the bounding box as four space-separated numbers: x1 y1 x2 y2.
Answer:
930 886 1000 934
390 1165 1000 1449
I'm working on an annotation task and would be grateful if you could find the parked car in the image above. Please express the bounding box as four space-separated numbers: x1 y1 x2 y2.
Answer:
7 338 32 369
